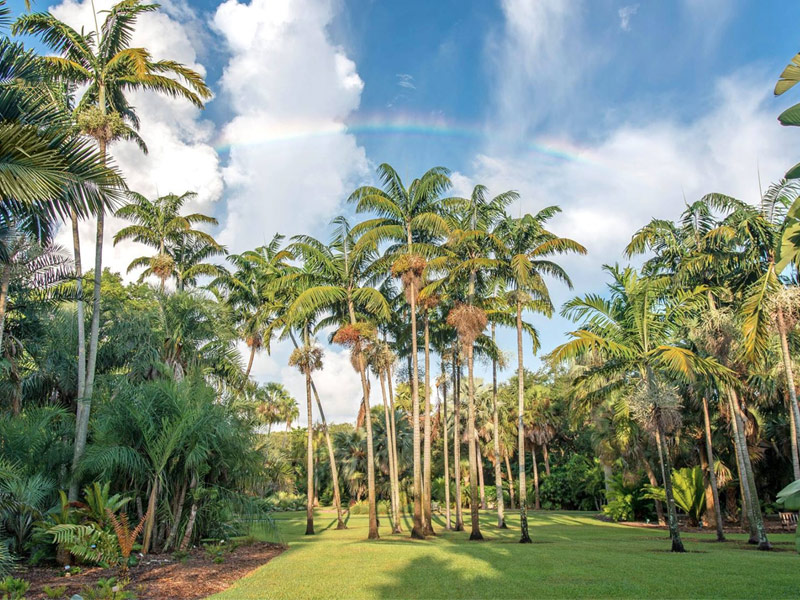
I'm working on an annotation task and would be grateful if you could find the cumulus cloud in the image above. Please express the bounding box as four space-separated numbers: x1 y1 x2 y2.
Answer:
212 0 369 252
49 0 223 282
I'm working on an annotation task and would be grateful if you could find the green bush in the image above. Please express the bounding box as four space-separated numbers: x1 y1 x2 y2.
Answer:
0 576 29 600
602 474 654 522
540 455 605 511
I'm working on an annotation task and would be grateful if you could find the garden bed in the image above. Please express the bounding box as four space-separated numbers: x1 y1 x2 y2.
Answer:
20 541 284 600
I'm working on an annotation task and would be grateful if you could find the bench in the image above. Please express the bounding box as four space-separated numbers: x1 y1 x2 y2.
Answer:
779 511 798 531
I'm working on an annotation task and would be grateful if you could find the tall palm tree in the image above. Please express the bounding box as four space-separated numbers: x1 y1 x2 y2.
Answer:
349 163 450 539
288 218 390 540
114 191 220 291
15 0 211 500
289 340 323 535
552 266 732 552
495 207 585 541
432 184 516 540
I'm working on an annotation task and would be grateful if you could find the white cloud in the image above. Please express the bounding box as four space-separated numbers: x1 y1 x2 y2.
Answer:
49 0 223 283
396 73 416 90
212 0 369 252
618 4 639 31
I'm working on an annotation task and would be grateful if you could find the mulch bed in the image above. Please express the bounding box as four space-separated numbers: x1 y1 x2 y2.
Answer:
21 541 284 600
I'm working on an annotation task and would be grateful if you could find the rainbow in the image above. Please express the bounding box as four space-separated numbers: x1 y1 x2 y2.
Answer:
213 112 598 166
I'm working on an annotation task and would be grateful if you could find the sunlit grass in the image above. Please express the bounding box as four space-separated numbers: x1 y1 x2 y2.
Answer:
212 509 798 599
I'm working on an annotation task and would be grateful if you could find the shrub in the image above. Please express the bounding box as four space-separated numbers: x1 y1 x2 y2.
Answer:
602 474 654 522
0 576 29 600
42 584 67 599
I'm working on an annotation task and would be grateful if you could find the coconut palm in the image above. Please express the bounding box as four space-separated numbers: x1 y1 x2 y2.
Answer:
15 0 211 500
288 217 390 539
552 265 733 552
114 191 220 291
349 163 451 539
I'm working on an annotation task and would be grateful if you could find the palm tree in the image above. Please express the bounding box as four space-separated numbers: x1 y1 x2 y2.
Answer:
288 218 390 540
15 0 211 500
552 266 733 552
114 191 220 291
289 341 323 535
495 208 585 541
349 163 451 539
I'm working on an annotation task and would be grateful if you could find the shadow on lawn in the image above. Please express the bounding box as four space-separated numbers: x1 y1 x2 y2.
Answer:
370 554 502 599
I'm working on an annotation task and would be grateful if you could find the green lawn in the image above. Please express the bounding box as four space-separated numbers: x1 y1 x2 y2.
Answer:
213 509 798 599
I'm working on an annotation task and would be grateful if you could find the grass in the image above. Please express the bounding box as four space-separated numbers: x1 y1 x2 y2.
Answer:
212 509 798 599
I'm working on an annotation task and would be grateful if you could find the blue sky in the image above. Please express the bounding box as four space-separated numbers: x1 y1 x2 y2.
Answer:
10 0 800 423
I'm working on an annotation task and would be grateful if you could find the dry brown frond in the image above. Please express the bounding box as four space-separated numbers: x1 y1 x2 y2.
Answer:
151 253 175 279
107 507 149 574
447 303 487 346
332 323 376 348
289 345 324 374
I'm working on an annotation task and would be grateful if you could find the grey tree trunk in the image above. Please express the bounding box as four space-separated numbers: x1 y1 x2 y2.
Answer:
453 352 464 531
491 324 506 528
531 445 541 510
69 211 88 494
643 458 665 525
179 473 199 551
516 301 531 543
504 450 515 510
305 370 315 535
0 262 11 354
466 343 483 540
386 362 402 531
701 396 725 541
164 477 188 552
654 421 685 552
790 399 800 481
441 370 451 530
423 316 434 535
477 441 487 510
379 371 401 533
409 287 423 539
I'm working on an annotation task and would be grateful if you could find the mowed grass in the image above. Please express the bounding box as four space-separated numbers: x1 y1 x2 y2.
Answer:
213 509 798 599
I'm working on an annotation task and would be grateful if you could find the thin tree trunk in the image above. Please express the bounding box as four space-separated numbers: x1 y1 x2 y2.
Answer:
730 404 753 535
730 389 771 550
516 300 531 543
442 369 451 530
504 450 515 510
0 262 11 354
790 397 800 481
379 370 401 533
69 212 87 500
543 443 551 477
643 459 665 525
777 306 800 474
491 324 506 528
531 445 541 510
348 302 379 540
702 396 725 541
423 315 434 535
305 370 314 535
245 344 256 380
453 351 464 531
477 441 487 510
466 343 483 540
386 361 402 529
142 476 159 554
179 473 198 551
654 421 685 553
164 477 187 552
409 286 424 539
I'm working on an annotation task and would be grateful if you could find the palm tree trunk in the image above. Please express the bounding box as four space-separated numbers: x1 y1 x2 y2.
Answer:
643 459 665 526
68 212 87 500
441 370 451 530
245 344 256 380
477 441 487 510
701 396 725 541
516 300 531 543
453 350 464 531
305 370 315 535
348 301 379 540
491 324 506 528
423 315 434 535
730 407 753 535
654 420 685 553
504 450 515 510
466 343 483 540
142 475 159 554
379 370 400 533
531 445 541 510
386 361 402 530
776 306 800 474
164 477 188 552
409 287 424 539
179 473 198 551
729 389 771 550
543 443 551 477
0 261 11 354
790 398 800 481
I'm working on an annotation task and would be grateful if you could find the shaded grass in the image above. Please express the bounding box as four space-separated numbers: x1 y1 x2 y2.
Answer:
212 509 798 599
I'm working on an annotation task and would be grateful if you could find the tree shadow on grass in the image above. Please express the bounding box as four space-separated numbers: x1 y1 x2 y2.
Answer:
370 554 501 600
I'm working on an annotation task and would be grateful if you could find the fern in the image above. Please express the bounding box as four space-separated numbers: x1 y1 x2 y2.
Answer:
47 523 119 567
